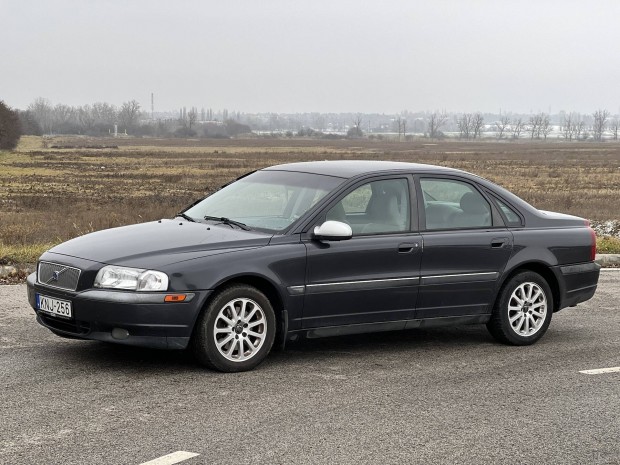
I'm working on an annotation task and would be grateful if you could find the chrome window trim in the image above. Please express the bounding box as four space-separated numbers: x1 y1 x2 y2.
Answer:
289 271 500 295
289 277 420 295
420 271 499 285
421 271 498 280
307 277 419 288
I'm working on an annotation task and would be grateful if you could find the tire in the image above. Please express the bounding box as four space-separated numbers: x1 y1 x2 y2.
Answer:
191 284 276 372
487 271 553 346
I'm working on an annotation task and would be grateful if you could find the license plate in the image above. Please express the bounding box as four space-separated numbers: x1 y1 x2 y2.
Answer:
36 294 72 319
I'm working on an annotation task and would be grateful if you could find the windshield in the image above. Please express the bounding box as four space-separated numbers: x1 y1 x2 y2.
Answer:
184 170 343 232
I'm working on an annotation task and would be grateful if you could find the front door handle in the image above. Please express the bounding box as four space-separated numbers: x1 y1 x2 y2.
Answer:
491 237 510 248
398 242 420 253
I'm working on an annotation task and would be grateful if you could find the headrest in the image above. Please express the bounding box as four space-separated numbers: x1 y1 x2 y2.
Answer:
460 192 488 214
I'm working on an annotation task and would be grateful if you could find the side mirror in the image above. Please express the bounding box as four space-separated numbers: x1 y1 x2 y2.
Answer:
313 221 352 241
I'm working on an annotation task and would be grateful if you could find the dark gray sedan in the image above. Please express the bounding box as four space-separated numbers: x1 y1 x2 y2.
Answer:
27 161 600 372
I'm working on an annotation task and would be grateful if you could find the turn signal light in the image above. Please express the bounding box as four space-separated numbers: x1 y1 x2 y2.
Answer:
164 294 187 302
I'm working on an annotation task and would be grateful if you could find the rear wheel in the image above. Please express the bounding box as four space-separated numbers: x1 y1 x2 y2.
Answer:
487 271 553 345
192 284 276 372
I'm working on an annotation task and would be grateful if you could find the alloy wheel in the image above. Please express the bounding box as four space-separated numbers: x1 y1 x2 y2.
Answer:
507 282 548 336
213 298 267 362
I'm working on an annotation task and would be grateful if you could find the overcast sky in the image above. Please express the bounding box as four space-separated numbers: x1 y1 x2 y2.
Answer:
2 0 619 114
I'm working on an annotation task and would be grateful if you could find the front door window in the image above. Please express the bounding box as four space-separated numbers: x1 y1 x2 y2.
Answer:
326 178 410 235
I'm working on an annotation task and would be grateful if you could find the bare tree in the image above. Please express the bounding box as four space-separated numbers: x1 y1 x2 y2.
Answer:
592 109 610 141
472 113 484 139
118 100 141 131
575 119 586 140
394 116 405 141
77 104 96 133
188 107 198 130
92 102 118 126
495 116 510 139
53 104 74 132
347 114 363 138
28 97 54 134
610 118 619 141
395 117 401 140
562 113 574 141
17 109 42 135
512 118 524 139
540 114 552 141
526 113 550 140
528 114 541 139
457 113 471 139
427 111 447 139
353 114 363 130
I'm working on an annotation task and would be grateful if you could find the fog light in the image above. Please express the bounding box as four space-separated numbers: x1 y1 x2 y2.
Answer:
111 328 129 340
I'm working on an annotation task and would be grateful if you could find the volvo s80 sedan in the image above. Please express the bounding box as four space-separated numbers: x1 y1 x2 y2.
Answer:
27 161 601 372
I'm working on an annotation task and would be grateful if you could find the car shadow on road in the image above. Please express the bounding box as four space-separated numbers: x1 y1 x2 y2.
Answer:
45 325 497 373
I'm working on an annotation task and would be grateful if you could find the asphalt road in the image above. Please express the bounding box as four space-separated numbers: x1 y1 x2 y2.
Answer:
1 272 619 465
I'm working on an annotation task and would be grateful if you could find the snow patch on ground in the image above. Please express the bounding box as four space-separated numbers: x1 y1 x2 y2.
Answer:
590 220 620 237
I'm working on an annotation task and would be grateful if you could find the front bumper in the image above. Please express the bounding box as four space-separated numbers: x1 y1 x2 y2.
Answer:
27 273 211 349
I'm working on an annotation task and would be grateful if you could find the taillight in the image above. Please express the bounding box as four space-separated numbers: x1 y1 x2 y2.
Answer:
588 226 597 261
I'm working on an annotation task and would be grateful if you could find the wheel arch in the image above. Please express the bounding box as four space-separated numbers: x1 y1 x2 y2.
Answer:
496 262 561 312
199 273 288 348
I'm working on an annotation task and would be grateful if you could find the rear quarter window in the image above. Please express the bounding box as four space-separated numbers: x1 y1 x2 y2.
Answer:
492 196 523 226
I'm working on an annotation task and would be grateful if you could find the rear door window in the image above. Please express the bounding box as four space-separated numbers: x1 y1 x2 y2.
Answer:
420 178 492 230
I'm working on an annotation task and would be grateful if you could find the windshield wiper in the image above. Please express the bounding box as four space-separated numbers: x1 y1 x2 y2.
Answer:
203 215 251 231
175 212 196 222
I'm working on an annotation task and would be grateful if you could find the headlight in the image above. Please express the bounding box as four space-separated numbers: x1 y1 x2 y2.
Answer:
94 266 169 291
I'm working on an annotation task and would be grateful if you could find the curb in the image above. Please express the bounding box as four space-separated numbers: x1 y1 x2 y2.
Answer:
595 254 620 267
1 255 620 280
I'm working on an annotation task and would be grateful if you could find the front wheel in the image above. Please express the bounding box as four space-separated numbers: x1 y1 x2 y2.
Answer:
487 271 553 345
192 284 276 372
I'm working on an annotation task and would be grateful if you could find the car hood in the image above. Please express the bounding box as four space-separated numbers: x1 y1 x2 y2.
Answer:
48 219 273 267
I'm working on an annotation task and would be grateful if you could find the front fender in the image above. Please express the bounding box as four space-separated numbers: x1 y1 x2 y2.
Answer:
160 242 308 328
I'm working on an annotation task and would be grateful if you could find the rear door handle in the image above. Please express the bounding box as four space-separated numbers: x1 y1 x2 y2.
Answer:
398 242 420 253
491 237 510 248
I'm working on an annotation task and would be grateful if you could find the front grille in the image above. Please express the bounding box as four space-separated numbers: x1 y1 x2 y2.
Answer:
38 261 81 291
40 314 90 335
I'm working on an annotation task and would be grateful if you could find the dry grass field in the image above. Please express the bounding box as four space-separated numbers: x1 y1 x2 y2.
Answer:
1 135 619 264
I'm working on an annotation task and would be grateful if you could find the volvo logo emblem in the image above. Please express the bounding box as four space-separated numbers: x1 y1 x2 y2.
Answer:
46 268 66 284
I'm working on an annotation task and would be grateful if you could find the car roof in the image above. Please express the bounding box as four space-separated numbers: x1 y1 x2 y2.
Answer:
261 160 540 217
262 160 464 179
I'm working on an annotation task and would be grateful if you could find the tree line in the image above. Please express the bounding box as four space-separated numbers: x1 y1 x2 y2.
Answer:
20 98 142 136
413 109 617 141
11 98 251 139
0 101 21 149
1 96 619 150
